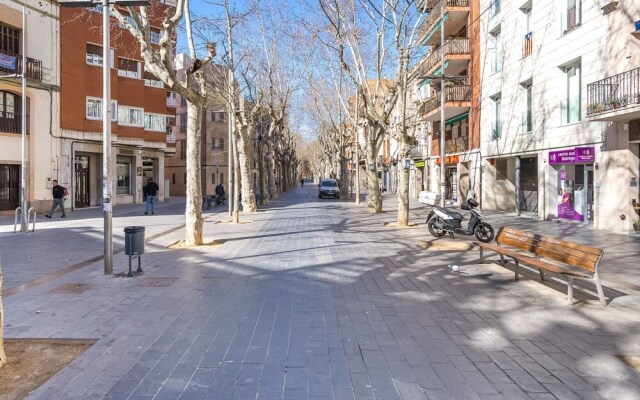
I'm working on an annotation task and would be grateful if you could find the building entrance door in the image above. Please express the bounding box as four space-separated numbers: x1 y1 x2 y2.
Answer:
0 164 19 211
75 155 90 208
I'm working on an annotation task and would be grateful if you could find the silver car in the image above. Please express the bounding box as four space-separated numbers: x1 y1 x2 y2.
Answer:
319 179 340 199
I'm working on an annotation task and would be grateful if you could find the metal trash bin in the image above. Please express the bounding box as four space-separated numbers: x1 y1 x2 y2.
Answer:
124 226 145 277
124 226 145 255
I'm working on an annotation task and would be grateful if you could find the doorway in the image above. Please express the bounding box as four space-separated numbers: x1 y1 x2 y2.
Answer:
0 164 19 211
74 155 90 208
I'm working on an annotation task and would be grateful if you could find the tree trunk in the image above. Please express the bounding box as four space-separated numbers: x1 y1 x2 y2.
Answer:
0 262 7 369
397 146 410 226
185 102 203 245
236 127 257 212
339 157 349 197
258 143 268 205
366 137 382 213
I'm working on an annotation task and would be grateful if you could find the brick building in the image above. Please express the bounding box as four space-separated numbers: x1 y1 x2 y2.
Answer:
59 1 176 210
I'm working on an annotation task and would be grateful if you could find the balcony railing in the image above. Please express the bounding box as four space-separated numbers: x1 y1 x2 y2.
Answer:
523 32 533 58
416 37 469 78
418 0 469 43
445 136 468 153
586 67 640 116
0 113 25 134
419 80 471 115
0 53 43 81
409 144 426 158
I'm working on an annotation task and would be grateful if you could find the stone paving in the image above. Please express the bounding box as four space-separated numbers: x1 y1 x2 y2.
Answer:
1 187 639 400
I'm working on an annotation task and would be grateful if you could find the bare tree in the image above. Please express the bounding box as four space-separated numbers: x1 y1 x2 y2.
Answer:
111 0 216 245
315 0 423 221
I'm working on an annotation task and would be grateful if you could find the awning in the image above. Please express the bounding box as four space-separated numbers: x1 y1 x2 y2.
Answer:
420 13 449 46
445 112 469 127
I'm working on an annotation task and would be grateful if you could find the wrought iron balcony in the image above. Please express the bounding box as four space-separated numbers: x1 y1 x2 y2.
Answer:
419 79 471 116
409 144 426 158
0 53 43 81
0 113 25 134
415 37 469 78
418 0 469 45
586 67 640 116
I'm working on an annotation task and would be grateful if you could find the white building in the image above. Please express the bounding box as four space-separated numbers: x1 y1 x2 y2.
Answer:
479 0 640 233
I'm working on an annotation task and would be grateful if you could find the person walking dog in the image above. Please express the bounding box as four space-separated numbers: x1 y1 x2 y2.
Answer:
144 178 159 215
45 180 67 218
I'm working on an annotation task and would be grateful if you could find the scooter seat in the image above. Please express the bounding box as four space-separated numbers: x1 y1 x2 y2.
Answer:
434 207 464 220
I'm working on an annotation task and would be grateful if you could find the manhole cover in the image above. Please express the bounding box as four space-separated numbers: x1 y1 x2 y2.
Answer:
417 240 477 251
48 283 97 294
137 277 177 287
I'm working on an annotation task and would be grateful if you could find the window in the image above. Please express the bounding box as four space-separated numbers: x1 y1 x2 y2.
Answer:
86 97 117 121
220 173 224 184
119 14 137 29
86 43 103 66
0 23 20 55
150 29 161 45
117 58 140 79
219 138 224 149
118 106 144 127
179 113 187 132
144 113 167 132
212 173 215 184
493 95 502 139
563 63 581 124
490 0 501 18
144 72 163 88
523 83 532 133
218 112 225 121
563 0 581 34
180 140 186 159
172 173 176 184
491 30 502 74
0 91 23 134
180 96 187 107
116 157 132 195
523 8 533 58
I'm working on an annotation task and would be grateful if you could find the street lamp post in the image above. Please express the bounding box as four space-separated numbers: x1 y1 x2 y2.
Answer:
60 0 149 275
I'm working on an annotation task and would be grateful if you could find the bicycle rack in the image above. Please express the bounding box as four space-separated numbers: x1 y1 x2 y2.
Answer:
13 207 37 233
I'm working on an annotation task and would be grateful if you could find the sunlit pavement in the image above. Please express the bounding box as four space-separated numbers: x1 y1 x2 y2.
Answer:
2 187 639 399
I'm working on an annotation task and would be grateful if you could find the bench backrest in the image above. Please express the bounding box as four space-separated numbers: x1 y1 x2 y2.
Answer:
495 226 603 273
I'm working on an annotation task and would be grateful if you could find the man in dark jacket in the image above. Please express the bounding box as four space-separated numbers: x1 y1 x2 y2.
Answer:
144 178 159 215
45 179 66 218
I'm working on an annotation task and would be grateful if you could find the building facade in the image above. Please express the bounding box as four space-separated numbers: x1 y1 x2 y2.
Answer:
164 54 230 198
414 0 481 205
479 0 640 233
59 2 176 211
0 0 59 214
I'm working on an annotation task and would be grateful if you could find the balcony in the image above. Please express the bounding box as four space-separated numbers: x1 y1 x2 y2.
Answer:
418 79 471 121
0 53 43 81
0 113 27 134
414 37 470 79
418 0 469 47
586 67 640 121
445 136 468 153
523 32 533 58
409 144 427 159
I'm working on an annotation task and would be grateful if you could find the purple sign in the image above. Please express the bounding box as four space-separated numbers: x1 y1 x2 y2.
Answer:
549 146 595 165
559 170 567 180
558 204 584 222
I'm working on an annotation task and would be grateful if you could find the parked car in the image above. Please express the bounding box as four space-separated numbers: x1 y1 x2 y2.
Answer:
319 179 340 199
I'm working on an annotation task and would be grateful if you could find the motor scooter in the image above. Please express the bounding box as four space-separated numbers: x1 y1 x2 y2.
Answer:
425 198 495 242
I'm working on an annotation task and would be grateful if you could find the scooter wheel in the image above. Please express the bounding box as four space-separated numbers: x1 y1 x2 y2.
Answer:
428 218 446 238
474 223 495 243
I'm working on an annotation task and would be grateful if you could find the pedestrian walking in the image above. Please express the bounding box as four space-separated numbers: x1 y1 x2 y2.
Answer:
144 178 159 215
45 180 67 218
300 178 304 187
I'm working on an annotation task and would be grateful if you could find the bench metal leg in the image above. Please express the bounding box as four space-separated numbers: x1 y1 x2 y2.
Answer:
567 276 574 306
499 254 506 265
514 259 519 281
479 247 484 264
594 274 606 306
539 268 545 281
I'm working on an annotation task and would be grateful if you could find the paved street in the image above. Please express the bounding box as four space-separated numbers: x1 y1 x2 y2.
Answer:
1 186 640 400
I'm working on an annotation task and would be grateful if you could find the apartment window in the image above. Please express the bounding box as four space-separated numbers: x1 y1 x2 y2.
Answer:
86 43 104 66
563 0 581 34
86 97 117 121
0 91 23 134
144 113 167 132
218 137 224 149
179 113 187 132
563 63 581 124
493 95 502 139
150 29 161 45
144 72 163 88
180 140 186 159
119 14 137 29
522 83 533 133
523 8 533 58
218 112 225 121
117 58 140 79
180 96 187 107
118 106 144 127
491 30 502 74
0 23 20 55
490 0 501 18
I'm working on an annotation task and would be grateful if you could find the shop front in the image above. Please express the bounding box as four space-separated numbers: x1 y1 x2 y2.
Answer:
549 146 595 223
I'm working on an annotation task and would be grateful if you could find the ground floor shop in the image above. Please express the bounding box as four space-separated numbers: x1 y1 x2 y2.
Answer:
424 151 481 206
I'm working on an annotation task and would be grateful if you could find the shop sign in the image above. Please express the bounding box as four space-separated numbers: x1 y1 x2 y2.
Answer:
549 146 595 165
434 155 459 165
414 160 425 168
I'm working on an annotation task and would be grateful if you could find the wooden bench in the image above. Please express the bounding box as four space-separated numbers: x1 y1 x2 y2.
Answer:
475 227 606 306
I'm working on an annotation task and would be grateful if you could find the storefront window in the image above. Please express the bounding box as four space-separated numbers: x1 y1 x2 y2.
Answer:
116 157 132 195
550 146 594 222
